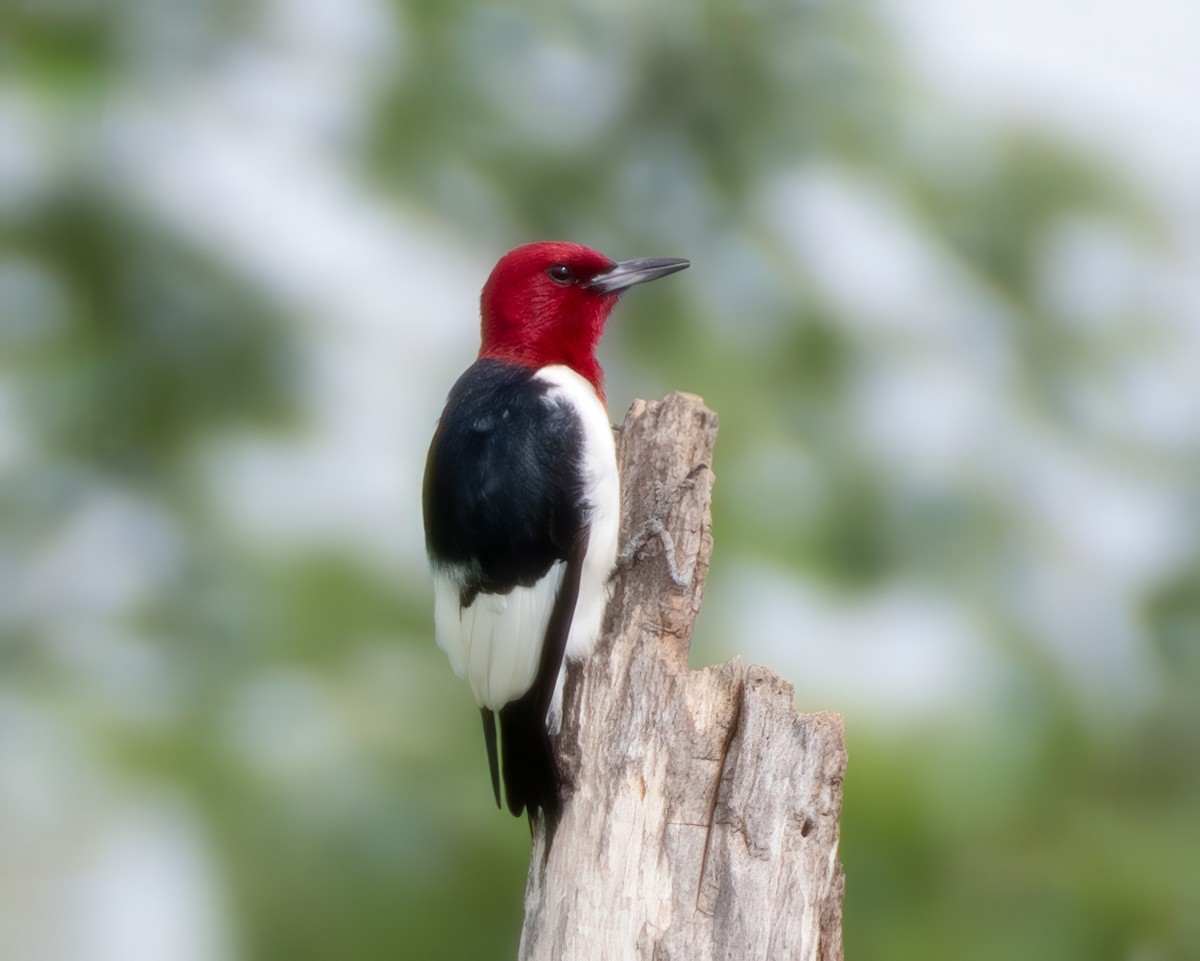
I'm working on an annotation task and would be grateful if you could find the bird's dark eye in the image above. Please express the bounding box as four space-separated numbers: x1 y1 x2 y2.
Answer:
547 264 575 286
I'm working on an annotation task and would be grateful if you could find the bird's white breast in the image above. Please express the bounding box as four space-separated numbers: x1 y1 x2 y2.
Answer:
535 365 620 663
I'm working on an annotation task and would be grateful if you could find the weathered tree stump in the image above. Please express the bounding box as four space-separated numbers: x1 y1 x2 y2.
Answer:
520 393 846 961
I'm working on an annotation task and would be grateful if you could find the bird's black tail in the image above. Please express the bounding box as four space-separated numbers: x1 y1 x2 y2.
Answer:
481 707 501 809
498 692 561 829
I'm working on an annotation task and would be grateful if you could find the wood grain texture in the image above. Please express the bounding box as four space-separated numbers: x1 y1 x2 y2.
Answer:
520 393 846 961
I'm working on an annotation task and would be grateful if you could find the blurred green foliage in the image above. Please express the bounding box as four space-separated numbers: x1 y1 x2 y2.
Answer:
2 0 1198 960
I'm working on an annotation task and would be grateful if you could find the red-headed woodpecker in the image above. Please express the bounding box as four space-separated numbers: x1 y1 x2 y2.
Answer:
422 241 689 827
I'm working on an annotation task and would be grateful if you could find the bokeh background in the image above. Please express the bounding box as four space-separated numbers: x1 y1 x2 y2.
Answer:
3 0 1199 958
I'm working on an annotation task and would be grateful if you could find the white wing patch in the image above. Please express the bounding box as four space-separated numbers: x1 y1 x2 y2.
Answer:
433 563 565 710
432 364 619 719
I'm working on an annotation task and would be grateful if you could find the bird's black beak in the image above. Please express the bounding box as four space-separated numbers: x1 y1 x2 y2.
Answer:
586 257 690 294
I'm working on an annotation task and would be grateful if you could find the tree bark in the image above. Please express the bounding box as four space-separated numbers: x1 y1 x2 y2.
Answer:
520 393 846 961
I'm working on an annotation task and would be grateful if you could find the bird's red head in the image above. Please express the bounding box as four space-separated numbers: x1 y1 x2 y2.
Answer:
479 241 689 399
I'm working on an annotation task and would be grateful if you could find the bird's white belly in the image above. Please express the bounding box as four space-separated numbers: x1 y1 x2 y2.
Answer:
537 365 620 663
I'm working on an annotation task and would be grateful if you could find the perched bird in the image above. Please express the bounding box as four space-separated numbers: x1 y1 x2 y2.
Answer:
422 241 689 828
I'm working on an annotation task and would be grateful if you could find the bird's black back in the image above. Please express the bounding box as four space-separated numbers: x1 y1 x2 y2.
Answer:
423 359 587 602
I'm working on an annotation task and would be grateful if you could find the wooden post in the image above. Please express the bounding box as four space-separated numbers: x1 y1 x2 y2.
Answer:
520 393 846 961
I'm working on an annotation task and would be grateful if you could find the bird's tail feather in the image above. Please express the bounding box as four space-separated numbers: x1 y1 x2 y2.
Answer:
498 692 561 828
481 707 501 809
